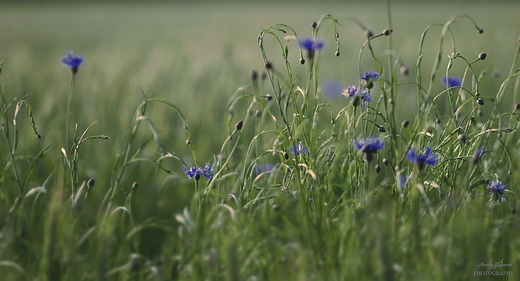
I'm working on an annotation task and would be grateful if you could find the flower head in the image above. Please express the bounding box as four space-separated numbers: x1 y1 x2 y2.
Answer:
441 76 462 87
298 37 325 60
342 85 372 107
488 180 507 202
298 37 325 51
183 167 200 179
360 71 381 82
289 143 309 156
183 163 213 180
353 136 385 162
341 85 358 98
61 50 84 74
353 137 385 153
406 146 438 170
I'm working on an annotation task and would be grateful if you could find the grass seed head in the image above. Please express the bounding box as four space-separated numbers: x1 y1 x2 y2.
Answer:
235 120 243 131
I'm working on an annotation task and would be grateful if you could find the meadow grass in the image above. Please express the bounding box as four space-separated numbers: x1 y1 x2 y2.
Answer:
1 2 520 280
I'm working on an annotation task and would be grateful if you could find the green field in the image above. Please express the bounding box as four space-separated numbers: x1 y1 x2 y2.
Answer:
1 2 520 280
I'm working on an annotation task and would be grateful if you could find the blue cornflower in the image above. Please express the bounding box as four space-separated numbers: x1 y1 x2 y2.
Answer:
298 37 325 51
341 85 358 98
183 167 200 179
360 71 381 82
471 146 484 166
360 71 380 89
298 37 325 60
406 146 438 170
61 50 84 74
360 90 372 103
183 163 213 180
441 76 462 87
353 136 385 162
488 180 507 202
342 85 372 107
289 143 309 156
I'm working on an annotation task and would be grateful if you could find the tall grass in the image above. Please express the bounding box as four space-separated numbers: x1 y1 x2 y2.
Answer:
1 2 520 280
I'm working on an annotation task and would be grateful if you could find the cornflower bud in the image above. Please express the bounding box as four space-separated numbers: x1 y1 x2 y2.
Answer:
250 69 258 81
400 66 409 76
457 133 467 145
364 29 374 39
235 120 243 131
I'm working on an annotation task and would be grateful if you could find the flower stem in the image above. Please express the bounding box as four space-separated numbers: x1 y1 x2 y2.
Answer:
66 73 75 154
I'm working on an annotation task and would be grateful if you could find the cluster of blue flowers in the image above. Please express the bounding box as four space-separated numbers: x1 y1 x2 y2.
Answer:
341 71 380 108
59 51 507 202
183 163 213 181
